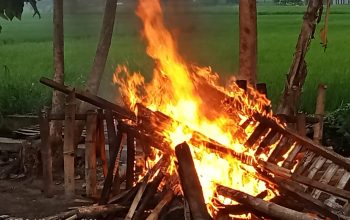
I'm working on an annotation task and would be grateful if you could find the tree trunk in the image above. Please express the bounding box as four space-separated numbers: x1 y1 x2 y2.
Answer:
276 0 323 116
78 0 117 114
50 0 65 172
238 0 257 85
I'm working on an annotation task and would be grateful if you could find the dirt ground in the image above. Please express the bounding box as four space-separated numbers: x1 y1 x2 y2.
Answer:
0 177 94 219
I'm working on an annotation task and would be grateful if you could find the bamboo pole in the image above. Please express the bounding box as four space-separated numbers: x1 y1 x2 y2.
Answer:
313 84 327 144
64 92 76 198
39 107 54 198
85 110 98 197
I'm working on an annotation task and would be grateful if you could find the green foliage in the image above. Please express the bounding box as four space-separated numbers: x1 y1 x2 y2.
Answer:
0 0 40 32
324 103 350 156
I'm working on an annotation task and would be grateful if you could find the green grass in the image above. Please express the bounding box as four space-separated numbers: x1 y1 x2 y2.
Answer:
1 4 350 115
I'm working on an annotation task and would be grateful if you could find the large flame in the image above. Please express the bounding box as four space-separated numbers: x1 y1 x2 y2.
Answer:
113 0 281 216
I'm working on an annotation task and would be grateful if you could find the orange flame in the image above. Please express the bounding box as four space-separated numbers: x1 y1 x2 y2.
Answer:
113 0 280 216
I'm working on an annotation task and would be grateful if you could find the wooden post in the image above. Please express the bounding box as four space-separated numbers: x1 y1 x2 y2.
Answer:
63 92 76 198
126 133 135 189
238 0 257 85
39 107 53 197
97 109 108 177
313 84 327 144
105 109 118 163
85 110 97 197
175 142 212 220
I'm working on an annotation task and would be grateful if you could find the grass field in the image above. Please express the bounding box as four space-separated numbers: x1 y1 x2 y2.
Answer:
1 4 350 115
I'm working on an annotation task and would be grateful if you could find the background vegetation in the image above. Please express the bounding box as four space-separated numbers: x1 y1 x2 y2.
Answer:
1 3 350 116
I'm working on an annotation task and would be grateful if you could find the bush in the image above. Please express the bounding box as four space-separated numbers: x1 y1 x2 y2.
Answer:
273 0 304 5
324 103 350 156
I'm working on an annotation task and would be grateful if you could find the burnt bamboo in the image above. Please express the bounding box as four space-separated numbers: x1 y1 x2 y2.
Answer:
313 84 327 144
126 133 135 189
175 142 212 220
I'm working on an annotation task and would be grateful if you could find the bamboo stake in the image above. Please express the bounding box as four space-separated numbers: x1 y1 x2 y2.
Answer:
313 84 327 144
39 107 54 197
64 92 76 198
85 110 98 197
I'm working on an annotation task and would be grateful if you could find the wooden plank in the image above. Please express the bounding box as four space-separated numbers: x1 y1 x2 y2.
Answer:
254 130 278 156
63 92 76 198
126 133 135 189
244 123 269 148
85 110 97 198
305 156 327 180
293 151 316 175
292 174 350 200
325 171 350 210
0 138 23 152
311 162 338 199
39 108 53 197
146 190 174 220
254 114 350 170
268 137 289 163
175 142 211 220
124 178 148 220
99 130 123 205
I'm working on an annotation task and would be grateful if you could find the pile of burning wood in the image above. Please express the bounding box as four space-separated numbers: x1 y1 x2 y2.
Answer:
43 0 350 219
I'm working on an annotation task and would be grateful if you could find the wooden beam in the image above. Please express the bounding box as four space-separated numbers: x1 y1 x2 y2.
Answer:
313 84 327 144
175 142 212 220
63 92 76 198
97 109 108 177
40 77 136 121
39 107 53 198
216 185 322 220
146 190 175 220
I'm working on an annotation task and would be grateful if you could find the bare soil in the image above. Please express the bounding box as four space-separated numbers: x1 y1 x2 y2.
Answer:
0 177 93 219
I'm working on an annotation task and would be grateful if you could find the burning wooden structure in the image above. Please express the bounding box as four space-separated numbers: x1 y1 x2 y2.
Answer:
41 76 350 220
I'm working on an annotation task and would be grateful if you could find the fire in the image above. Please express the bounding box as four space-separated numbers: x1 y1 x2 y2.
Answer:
113 0 280 216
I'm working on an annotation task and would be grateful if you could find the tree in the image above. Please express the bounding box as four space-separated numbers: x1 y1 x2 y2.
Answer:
77 0 117 116
0 0 40 32
238 0 257 85
50 0 65 171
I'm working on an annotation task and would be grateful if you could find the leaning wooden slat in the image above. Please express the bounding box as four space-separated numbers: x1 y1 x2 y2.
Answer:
293 151 316 175
254 114 350 170
268 137 292 164
254 130 278 156
311 162 339 199
145 190 175 220
97 109 108 177
244 123 269 149
304 156 327 180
